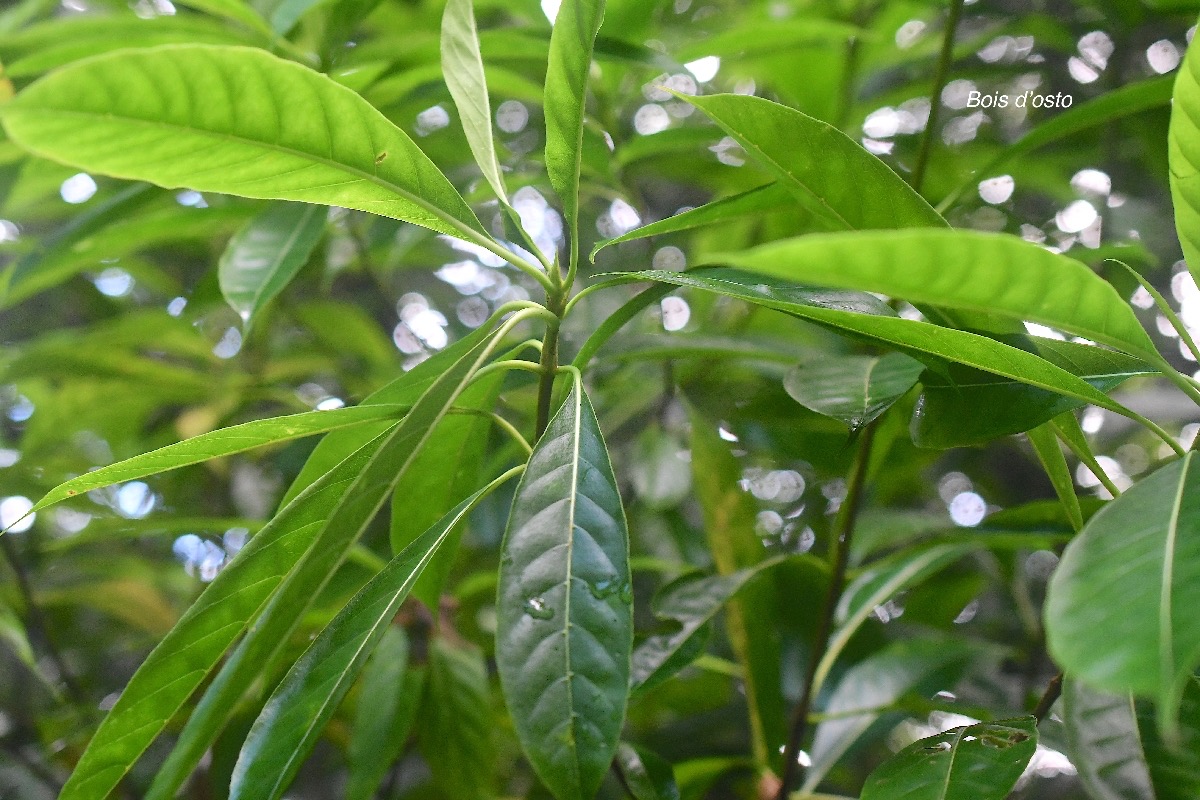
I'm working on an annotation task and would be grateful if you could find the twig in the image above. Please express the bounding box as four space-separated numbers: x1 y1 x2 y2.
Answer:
912 0 967 192
1032 671 1064 722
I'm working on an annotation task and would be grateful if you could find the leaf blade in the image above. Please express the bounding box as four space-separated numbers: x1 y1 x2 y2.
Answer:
784 353 923 430
442 0 507 202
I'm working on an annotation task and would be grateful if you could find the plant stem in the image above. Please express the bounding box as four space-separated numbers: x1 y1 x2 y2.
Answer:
1032 671 1064 722
535 293 565 439
913 0 966 193
776 423 877 800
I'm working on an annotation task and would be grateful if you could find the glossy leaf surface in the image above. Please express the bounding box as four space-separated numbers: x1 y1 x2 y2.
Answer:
1062 679 1154 800
496 382 631 800
784 352 923 430
0 45 489 240
1170 32 1200 286
346 628 422 800
219 201 325 327
417 636 495 800
861 717 1037 800
1046 453 1200 735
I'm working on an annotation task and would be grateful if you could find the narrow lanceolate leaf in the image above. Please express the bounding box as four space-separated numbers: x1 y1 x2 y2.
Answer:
416 636 496 800
442 0 507 201
1061 679 1154 800
1027 422 1084 532
713 229 1160 360
219 201 326 327
231 486 500 800
626 269 1139 421
144 332 504 800
347 632 425 800
0 45 489 241
1046 453 1200 740
496 382 631 800
1170 32 1200 285
631 558 789 694
591 182 803 257
804 638 976 793
784 353 923 430
860 717 1038 800
544 0 605 258
21 404 408 519
679 93 946 231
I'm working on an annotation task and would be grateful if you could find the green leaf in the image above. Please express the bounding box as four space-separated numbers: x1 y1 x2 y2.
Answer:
860 717 1038 800
712 229 1159 361
631 559 787 695
616 743 680 800
496 381 632 800
783 352 923 430
1061 679 1154 800
173 0 276 37
625 269 1139 421
1138 676 1200 800
629 424 691 511
679 93 945 231
416 636 496 800
219 201 326 327
0 45 490 243
144 330 506 800
1027 422 1084 532
911 340 1154 448
20 404 409 521
544 0 605 262
1171 31 1200 288
804 638 976 792
591 182 802 257
0 601 37 676
230 485 499 800
1046 453 1200 739
347 630 425 800
442 0 507 202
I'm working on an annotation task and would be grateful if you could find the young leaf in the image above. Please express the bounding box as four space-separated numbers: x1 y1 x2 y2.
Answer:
21 404 410 520
1061 679 1154 800
679 93 946 231
631 558 790 695
416 636 496 800
803 638 976 792
616 743 680 800
712 229 1160 361
495 381 632 800
860 717 1038 800
0 45 491 242
1045 453 1200 739
1027 422 1084 532
544 0 605 264
347 635 425 800
219 201 325 328
230 485 500 800
1168 34 1200 286
145 331 505 800
783 352 923 430
442 0 507 202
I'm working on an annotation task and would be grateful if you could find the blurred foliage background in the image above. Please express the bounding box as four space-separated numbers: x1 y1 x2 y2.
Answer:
0 0 1198 798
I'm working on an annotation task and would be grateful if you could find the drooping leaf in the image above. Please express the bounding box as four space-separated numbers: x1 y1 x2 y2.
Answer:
21 404 408 521
230 484 502 800
711 229 1160 361
860 717 1038 800
219 201 325 327
1027 422 1084 532
616 743 680 800
1046 453 1200 739
0 45 492 243
442 0 507 201
1163 36 1200 286
631 558 789 695
625 269 1139 421
1138 676 1200 800
544 0 605 262
416 636 496 800
783 352 923 430
495 381 631 800
803 638 976 792
679 93 946 231
144 331 506 800
1061 679 1154 800
347 632 425 800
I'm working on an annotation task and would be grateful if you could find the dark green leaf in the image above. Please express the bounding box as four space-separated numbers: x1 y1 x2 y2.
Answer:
616 743 680 800
496 382 631 800
784 352 923 430
347 632 425 800
1046 453 1200 739
860 717 1038 800
1062 679 1154 800
1138 676 1200 800
219 201 325 327
417 636 496 800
